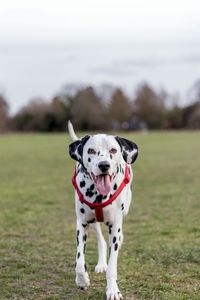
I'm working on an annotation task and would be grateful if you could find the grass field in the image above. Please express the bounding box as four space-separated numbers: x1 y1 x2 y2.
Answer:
0 132 200 300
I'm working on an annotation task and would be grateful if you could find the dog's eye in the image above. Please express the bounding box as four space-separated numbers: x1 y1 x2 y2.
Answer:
88 148 96 155
109 148 117 154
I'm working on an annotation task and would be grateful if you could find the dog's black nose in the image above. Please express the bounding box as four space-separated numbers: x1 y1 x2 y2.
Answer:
98 161 110 173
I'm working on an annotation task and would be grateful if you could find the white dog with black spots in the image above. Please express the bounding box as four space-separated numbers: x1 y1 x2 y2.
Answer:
68 121 138 300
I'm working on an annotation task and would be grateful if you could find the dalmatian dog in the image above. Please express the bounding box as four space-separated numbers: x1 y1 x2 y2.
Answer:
68 121 138 300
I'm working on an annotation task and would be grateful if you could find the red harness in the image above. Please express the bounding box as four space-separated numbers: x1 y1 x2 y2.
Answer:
71 164 131 222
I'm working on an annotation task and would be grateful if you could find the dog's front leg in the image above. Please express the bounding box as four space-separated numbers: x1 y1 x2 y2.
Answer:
92 223 108 273
75 220 90 289
106 218 123 300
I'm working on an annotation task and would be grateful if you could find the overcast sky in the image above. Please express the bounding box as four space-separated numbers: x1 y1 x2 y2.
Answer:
0 0 200 112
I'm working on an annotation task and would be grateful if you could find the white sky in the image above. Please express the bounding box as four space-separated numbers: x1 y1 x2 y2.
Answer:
0 0 200 112
0 0 199 42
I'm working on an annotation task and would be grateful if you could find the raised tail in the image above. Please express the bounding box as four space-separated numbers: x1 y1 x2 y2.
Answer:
68 120 79 141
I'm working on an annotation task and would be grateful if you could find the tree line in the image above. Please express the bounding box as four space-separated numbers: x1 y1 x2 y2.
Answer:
0 80 200 133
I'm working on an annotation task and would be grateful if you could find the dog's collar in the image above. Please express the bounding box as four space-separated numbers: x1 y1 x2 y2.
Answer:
71 164 131 222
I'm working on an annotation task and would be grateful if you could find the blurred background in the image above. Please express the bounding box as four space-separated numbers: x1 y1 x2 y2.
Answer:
0 0 200 132
1 3 200 299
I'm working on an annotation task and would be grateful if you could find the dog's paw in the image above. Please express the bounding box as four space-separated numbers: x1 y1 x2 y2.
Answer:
95 263 108 273
106 279 123 300
76 272 90 290
106 290 123 300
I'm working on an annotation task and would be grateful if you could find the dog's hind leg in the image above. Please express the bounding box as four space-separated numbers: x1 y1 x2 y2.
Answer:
92 223 108 273
75 220 90 289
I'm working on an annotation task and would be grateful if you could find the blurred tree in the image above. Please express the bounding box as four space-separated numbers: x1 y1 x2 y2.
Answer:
12 98 49 131
183 80 200 129
70 87 106 130
183 102 200 129
166 106 184 129
0 94 9 132
97 84 116 107
187 103 200 128
109 88 131 129
188 80 200 103
50 96 70 130
10 79 200 132
12 97 70 132
134 83 166 129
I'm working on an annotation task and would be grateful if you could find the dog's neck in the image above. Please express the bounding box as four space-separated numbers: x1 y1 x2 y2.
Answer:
75 162 127 203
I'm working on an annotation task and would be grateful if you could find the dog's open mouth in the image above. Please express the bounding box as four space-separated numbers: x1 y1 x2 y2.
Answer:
92 173 112 196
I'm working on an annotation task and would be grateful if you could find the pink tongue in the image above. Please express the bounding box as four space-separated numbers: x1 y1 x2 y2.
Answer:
96 175 112 196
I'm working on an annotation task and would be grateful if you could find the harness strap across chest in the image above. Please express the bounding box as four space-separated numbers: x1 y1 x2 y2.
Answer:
71 164 131 222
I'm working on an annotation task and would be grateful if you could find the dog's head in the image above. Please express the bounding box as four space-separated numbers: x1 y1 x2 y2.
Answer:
69 134 138 196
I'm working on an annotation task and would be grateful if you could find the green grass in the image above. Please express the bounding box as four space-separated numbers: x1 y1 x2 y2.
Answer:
0 132 200 300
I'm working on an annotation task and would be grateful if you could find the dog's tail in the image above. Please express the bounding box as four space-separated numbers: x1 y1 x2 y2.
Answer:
68 120 79 141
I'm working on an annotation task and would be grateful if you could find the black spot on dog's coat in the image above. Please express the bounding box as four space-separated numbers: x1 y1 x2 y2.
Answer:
77 167 81 175
114 243 118 251
84 264 87 272
80 181 85 188
82 223 87 228
119 164 124 174
94 195 103 203
113 236 117 243
81 166 85 173
121 204 124 211
77 252 80 259
86 189 94 197
90 184 95 190
80 208 85 214
114 183 117 190
88 218 96 224
83 234 87 242
88 157 91 162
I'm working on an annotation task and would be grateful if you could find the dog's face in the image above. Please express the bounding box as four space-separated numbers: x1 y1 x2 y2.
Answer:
69 134 138 196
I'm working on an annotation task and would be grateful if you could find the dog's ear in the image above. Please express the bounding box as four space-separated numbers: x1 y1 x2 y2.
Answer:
115 136 138 164
69 135 90 164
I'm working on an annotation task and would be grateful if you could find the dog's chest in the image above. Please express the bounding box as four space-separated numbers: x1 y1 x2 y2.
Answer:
74 163 133 224
75 164 126 205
